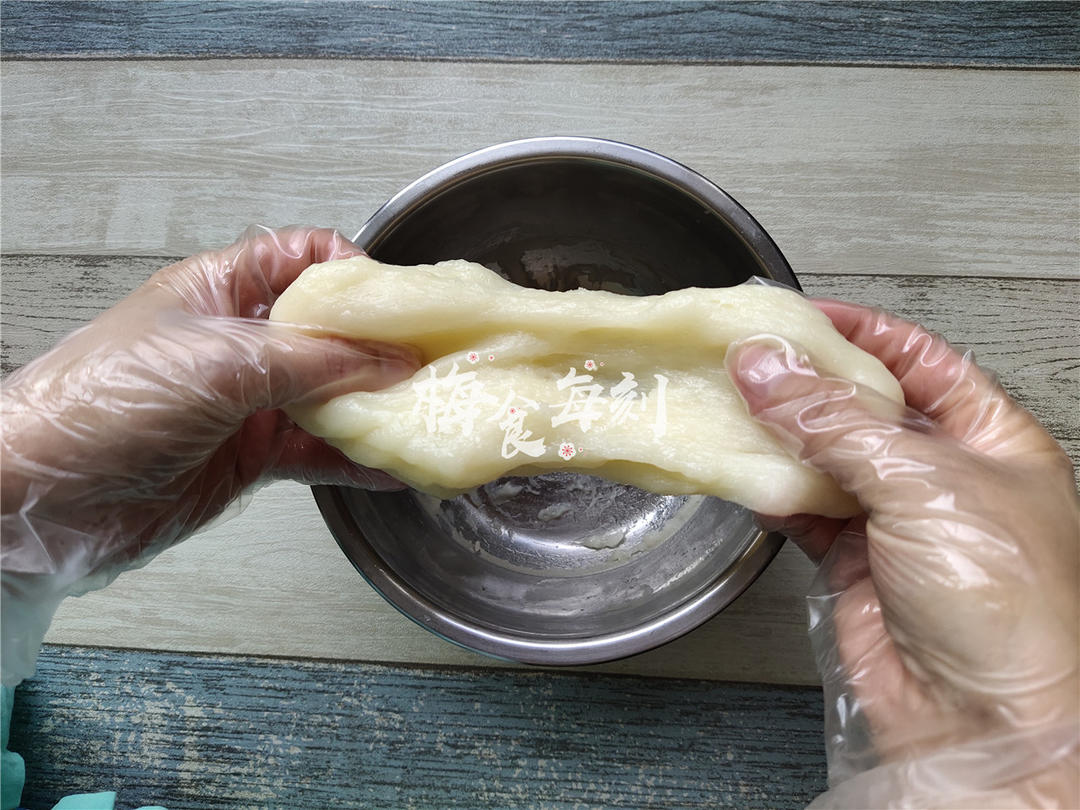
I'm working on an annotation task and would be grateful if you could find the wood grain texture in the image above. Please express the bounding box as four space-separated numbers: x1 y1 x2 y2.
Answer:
4 0 1077 66
0 254 160 375
2 61 1077 279
800 274 1080 445
5 255 1076 447
11 645 827 809
5 254 1074 682
39 481 823 685
2 10 1073 802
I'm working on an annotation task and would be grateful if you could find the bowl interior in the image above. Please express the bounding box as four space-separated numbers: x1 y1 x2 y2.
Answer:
368 158 784 292
317 149 790 660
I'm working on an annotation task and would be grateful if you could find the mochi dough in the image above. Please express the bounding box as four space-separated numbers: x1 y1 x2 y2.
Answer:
269 256 904 518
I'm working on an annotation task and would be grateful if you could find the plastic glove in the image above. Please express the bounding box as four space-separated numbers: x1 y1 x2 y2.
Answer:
0 226 421 687
726 300 1079 808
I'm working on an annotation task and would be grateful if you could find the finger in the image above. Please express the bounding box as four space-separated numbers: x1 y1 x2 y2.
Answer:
828 577 924 750
820 517 872 593
756 512 851 564
154 227 366 319
270 428 409 490
226 226 366 319
187 317 422 413
825 573 961 756
810 299 1055 458
260 329 422 410
243 225 366 295
727 337 943 511
222 412 409 493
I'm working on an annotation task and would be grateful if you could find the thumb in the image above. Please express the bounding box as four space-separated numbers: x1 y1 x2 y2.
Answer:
197 317 422 413
726 336 936 512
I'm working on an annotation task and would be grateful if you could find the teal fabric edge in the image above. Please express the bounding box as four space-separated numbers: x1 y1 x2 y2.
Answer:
50 791 165 810
2 686 25 810
3 685 166 810
48 793 117 810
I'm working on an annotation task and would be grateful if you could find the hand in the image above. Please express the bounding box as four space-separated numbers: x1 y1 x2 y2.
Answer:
0 226 420 685
726 301 1079 808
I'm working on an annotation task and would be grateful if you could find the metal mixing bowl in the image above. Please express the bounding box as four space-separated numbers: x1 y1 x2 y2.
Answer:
313 137 799 665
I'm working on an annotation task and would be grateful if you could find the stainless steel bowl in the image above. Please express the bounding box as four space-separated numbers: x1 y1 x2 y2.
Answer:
314 137 798 665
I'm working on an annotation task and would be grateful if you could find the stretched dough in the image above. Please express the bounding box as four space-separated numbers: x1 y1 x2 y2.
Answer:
270 257 903 517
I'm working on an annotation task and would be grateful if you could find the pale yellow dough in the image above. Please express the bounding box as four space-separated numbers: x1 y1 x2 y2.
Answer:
269 257 904 517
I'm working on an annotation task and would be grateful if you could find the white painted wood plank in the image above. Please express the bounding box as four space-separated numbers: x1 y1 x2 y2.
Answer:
8 58 1078 684
48 442 1078 688
44 480 821 684
6 256 1076 449
40 430 1079 684
16 254 1072 684
3 61 1077 279
799 274 1080 444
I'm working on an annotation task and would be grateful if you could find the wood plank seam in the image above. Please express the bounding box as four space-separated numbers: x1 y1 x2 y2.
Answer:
2 255 1075 284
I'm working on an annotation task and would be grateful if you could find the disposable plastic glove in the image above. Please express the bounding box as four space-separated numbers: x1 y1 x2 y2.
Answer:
0 226 421 687
727 301 1079 809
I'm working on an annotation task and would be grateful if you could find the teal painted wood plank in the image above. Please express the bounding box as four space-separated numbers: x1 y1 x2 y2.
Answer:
2 1 1077 67
9 644 827 809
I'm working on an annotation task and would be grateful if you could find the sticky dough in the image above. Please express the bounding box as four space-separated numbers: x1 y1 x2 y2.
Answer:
270 257 904 517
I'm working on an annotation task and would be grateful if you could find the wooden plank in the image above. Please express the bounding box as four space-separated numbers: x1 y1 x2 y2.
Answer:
0 254 160 376
10 644 827 809
2 61 1076 279
5 254 1075 681
799 274 1080 444
5 255 1076 444
37 481 822 684
3 1 1077 67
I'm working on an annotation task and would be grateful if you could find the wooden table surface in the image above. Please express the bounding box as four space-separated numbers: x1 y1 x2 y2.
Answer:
2 3 1077 808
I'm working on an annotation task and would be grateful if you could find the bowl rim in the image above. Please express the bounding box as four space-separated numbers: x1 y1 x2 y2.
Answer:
353 135 800 291
322 136 794 666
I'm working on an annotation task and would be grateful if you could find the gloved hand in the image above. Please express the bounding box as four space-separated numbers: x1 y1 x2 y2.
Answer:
0 226 421 686
727 301 1079 808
